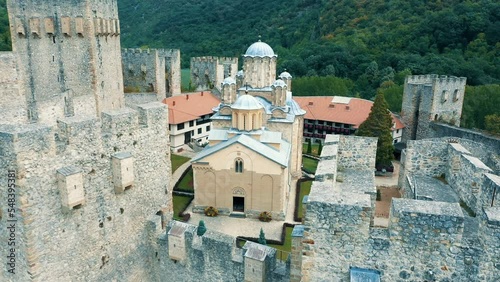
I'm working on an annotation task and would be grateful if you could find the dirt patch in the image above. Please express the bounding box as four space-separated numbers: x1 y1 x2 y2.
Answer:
374 187 401 218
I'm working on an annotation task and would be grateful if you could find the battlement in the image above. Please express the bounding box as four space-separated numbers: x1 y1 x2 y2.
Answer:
406 74 467 86
122 48 180 96
191 56 238 91
191 56 219 63
402 74 467 141
0 101 171 281
401 137 498 214
302 134 500 281
388 199 464 246
155 220 288 281
122 48 155 55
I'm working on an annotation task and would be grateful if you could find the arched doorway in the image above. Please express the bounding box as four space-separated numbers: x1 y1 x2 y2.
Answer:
232 187 245 212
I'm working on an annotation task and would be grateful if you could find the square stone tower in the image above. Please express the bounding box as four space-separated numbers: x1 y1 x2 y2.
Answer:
7 0 124 125
401 75 466 141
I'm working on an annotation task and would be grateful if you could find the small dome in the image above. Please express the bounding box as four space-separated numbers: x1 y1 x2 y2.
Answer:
231 95 263 110
222 77 236 85
272 79 286 88
244 41 276 57
279 71 292 79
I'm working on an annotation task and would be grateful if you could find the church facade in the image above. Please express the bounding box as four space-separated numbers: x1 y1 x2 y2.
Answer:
191 41 305 219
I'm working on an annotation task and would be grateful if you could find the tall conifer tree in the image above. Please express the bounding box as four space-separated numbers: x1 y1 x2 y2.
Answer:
356 92 394 167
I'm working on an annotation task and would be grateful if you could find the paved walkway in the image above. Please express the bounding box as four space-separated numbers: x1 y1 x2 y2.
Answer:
374 161 400 187
170 145 197 190
373 161 402 227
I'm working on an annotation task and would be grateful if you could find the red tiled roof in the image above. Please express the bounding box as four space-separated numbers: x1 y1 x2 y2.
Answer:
162 92 220 125
294 96 405 130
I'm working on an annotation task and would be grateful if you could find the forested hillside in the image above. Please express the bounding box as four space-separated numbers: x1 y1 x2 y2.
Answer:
117 0 499 86
0 0 497 87
0 1 10 51
0 0 498 132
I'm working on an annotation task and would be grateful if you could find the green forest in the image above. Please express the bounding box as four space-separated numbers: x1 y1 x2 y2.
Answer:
0 0 498 133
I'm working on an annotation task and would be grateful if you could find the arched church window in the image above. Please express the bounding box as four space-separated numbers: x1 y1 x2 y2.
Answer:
235 158 243 173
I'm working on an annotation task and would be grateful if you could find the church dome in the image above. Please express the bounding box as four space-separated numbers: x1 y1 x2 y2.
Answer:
244 41 277 57
272 79 287 88
279 71 292 79
231 95 264 110
222 77 236 85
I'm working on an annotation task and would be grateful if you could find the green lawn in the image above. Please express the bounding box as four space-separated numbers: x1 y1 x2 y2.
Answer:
303 143 320 156
173 194 193 220
269 226 294 261
171 154 191 173
302 157 319 174
176 168 194 192
298 180 313 219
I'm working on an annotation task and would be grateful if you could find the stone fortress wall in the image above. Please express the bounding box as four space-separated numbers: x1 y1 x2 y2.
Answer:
190 56 238 91
122 48 181 99
6 0 125 126
0 52 25 124
0 1 173 281
401 75 467 141
299 134 500 281
145 135 380 282
0 102 172 281
147 221 289 282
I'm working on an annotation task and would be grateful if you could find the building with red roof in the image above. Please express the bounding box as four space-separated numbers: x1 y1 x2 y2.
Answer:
163 92 221 151
294 96 405 144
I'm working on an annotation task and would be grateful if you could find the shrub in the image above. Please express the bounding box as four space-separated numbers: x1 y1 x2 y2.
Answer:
182 213 191 222
259 211 272 222
204 206 218 217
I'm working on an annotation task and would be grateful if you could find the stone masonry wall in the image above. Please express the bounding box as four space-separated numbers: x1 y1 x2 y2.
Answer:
398 139 448 193
149 221 289 282
446 144 493 213
159 49 181 96
302 134 500 281
0 52 26 125
401 75 466 142
337 135 377 170
416 76 466 140
191 56 238 91
386 199 465 281
122 48 181 99
7 0 124 125
478 208 500 281
0 102 172 282
432 123 500 172
122 48 166 98
303 188 372 281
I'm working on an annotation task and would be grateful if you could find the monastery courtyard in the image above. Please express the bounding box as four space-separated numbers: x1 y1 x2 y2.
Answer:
174 146 401 240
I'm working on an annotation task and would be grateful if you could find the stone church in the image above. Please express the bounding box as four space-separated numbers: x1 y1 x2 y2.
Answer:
191 41 305 220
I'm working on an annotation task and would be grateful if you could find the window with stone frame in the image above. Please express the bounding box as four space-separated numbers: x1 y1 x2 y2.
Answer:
235 158 244 173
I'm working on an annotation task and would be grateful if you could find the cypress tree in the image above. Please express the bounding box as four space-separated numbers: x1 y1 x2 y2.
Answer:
258 228 267 245
197 220 207 236
318 140 323 156
306 138 312 154
356 92 394 168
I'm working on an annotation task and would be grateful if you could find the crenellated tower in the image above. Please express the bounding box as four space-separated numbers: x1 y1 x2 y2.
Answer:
401 74 466 141
7 0 124 125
